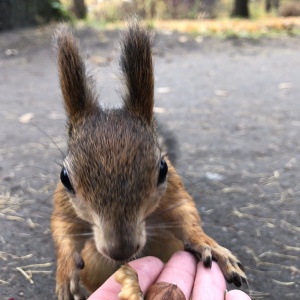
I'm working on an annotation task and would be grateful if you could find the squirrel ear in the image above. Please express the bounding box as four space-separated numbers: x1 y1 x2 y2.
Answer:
54 26 98 123
120 23 154 124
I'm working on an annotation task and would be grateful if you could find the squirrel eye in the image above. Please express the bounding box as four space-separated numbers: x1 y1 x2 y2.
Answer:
157 158 168 186
60 167 75 194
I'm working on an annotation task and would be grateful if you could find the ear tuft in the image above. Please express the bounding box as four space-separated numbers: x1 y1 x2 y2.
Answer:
120 22 154 124
54 25 98 123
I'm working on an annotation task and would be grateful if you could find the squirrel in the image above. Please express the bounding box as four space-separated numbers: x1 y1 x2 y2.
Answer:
51 23 247 300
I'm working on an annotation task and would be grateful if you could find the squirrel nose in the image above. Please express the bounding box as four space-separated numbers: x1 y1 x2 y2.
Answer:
107 243 140 261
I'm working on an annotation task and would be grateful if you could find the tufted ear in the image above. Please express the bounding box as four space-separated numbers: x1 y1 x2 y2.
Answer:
120 23 154 124
55 26 98 124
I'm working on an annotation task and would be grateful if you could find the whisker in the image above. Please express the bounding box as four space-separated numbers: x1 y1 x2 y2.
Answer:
176 172 203 194
31 124 66 159
146 220 182 227
18 199 92 227
19 232 93 241
53 213 92 226
52 233 93 238
150 198 190 218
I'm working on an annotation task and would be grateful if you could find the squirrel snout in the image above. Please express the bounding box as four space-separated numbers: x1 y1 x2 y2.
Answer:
102 242 141 261
94 222 146 262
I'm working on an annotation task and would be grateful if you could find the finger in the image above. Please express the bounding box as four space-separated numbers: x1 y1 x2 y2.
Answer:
88 256 164 300
129 257 164 293
226 290 251 300
156 251 197 300
192 261 226 300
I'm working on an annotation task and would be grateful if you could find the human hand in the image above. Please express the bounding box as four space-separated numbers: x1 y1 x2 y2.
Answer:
88 251 251 300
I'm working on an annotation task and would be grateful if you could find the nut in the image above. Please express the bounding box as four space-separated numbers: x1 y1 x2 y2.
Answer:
145 282 185 300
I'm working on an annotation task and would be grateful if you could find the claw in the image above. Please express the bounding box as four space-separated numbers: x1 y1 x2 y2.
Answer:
233 278 242 287
226 277 233 284
202 246 212 268
203 255 212 268
232 272 242 287
75 256 85 270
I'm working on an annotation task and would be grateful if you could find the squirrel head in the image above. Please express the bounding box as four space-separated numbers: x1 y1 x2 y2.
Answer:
55 24 168 261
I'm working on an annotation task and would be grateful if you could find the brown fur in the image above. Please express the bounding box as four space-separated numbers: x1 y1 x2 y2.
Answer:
51 23 246 300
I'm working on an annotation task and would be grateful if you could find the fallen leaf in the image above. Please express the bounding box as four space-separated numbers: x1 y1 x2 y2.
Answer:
5 49 19 56
178 35 188 43
215 89 229 97
205 172 223 181
157 87 170 94
194 36 204 44
153 107 166 114
278 82 292 89
19 113 34 124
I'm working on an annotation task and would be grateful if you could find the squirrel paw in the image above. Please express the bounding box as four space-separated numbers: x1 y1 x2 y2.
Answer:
56 279 86 300
185 242 247 287
56 254 86 300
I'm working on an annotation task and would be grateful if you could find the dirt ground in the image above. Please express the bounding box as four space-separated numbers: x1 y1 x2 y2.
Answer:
1 25 300 300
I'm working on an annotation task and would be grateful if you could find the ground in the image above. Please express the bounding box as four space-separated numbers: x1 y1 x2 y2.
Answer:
0 25 300 300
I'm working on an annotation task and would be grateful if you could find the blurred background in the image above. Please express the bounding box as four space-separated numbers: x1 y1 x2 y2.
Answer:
1 0 300 34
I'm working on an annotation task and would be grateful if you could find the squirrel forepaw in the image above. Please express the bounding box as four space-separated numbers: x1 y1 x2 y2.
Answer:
56 272 86 300
56 253 86 300
211 245 247 287
185 241 247 288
